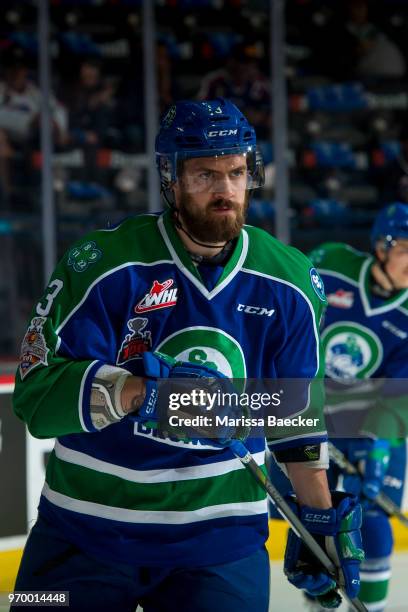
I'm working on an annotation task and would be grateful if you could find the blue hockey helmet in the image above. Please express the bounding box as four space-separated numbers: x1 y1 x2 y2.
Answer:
371 202 408 249
155 97 264 191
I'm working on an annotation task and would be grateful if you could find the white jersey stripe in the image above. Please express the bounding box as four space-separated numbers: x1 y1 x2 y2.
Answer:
360 571 391 582
78 361 100 432
42 483 268 524
54 440 265 484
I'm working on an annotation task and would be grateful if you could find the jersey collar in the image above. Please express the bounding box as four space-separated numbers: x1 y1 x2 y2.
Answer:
158 210 248 300
359 256 408 316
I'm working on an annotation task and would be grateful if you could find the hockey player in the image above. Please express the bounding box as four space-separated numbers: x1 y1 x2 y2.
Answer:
270 202 408 611
12 98 362 612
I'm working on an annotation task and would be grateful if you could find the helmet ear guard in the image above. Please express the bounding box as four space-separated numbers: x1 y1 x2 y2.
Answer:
376 236 396 253
247 147 265 189
157 154 175 189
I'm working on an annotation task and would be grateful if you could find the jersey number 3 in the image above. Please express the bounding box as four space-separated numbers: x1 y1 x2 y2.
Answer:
36 279 64 316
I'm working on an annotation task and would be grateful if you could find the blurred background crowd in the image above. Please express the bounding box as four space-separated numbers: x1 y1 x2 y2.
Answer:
2 0 408 359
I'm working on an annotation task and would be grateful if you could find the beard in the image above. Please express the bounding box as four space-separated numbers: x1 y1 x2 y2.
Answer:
176 192 249 244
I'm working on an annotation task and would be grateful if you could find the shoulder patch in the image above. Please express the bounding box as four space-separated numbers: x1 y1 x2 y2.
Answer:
308 246 326 266
310 267 326 302
19 316 49 379
67 240 102 272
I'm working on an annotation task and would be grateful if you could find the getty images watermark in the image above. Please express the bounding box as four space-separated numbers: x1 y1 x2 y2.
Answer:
167 388 320 429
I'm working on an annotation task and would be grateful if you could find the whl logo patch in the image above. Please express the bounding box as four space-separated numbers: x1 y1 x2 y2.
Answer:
135 279 178 313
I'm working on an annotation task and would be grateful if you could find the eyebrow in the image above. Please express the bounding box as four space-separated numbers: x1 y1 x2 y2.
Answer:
192 164 247 173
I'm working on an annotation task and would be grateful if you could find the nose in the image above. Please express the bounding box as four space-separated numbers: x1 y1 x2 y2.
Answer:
212 175 236 197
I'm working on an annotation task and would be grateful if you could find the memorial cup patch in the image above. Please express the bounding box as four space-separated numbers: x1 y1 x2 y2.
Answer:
19 317 49 379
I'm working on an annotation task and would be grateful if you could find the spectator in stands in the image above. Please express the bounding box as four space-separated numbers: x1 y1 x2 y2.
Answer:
197 42 271 139
348 0 405 79
0 53 68 207
316 0 406 81
61 57 119 148
325 0 406 80
116 41 179 152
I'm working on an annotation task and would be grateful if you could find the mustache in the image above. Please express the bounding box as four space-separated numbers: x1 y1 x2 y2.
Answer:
208 199 238 210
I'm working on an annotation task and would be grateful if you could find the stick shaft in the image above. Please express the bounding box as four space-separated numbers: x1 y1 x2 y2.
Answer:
241 452 337 572
230 441 368 612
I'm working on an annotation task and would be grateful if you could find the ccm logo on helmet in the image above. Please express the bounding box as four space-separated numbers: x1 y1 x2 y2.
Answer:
207 129 238 137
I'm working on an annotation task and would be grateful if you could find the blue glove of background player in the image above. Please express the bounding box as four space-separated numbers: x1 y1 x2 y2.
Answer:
284 491 364 608
342 439 390 501
132 351 248 446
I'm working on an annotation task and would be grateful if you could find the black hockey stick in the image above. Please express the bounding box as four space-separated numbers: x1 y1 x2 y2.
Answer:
229 440 368 612
328 442 408 528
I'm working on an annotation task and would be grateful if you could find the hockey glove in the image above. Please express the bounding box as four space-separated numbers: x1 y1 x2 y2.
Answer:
132 351 248 446
284 491 364 608
342 439 390 501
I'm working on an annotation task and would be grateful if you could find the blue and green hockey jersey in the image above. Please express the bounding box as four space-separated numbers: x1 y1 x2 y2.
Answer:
309 242 408 439
13 211 327 568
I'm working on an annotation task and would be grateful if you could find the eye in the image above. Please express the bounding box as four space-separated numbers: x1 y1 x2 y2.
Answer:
231 168 246 178
198 170 212 180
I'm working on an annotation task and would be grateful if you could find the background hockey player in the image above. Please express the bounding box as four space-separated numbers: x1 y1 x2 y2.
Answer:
270 202 408 612
12 98 362 611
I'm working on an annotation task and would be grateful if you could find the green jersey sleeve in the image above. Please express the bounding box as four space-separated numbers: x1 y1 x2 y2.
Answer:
13 237 111 438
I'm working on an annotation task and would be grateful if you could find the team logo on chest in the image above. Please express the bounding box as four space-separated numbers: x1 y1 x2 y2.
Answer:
327 289 354 309
117 317 152 365
133 326 247 447
322 322 383 380
135 279 178 313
